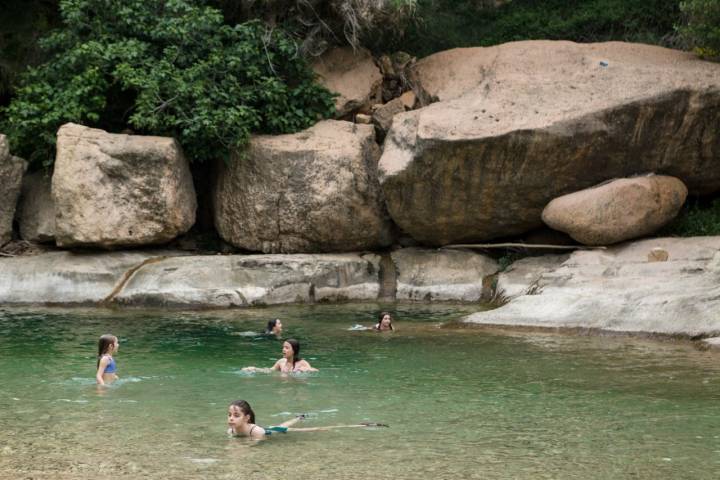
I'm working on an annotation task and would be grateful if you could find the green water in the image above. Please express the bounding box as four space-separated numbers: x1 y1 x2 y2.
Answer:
0 305 718 480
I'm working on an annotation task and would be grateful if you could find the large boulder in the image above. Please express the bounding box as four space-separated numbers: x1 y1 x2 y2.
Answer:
379 41 720 246
53 124 196 248
114 253 382 307
542 175 688 245
0 134 28 246
214 120 394 253
0 251 380 307
392 247 498 301
17 171 56 243
465 237 720 336
0 250 178 305
312 47 382 117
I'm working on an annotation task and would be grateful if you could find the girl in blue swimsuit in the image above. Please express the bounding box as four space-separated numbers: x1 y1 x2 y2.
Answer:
95 334 119 386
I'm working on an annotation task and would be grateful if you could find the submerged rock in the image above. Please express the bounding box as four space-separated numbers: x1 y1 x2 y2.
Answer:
379 41 720 246
464 237 720 336
53 123 196 248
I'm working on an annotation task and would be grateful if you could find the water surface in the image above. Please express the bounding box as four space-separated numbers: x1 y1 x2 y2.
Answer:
0 304 718 479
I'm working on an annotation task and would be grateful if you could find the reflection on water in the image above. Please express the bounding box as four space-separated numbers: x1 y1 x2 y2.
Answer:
0 304 719 479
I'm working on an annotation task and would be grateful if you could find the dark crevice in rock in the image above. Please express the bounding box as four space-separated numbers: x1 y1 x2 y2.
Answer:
377 252 397 300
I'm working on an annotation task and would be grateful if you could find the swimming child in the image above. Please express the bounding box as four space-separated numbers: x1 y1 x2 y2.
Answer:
373 312 394 332
227 400 304 439
242 338 318 373
264 318 283 336
227 400 388 439
95 334 119 386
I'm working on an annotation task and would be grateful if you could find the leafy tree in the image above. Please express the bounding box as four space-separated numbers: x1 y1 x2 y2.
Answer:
0 0 336 167
214 0 418 55
367 0 682 57
678 0 720 58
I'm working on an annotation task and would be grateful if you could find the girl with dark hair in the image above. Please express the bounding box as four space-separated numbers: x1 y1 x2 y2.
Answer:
227 400 388 439
95 334 119 385
373 312 394 332
242 338 318 373
263 318 283 336
227 400 304 439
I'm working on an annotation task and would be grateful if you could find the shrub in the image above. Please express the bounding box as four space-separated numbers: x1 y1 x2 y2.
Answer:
678 0 720 58
368 0 682 57
0 0 335 168
661 198 720 236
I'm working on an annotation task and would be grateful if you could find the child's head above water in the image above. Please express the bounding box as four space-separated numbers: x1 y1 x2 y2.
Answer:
376 312 394 331
228 399 256 428
265 318 282 335
282 339 301 361
97 334 118 357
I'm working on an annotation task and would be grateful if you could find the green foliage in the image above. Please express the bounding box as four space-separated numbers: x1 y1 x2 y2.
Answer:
213 0 418 54
0 0 335 167
496 250 527 272
661 198 720 236
678 0 720 58
0 1 61 106
368 0 682 57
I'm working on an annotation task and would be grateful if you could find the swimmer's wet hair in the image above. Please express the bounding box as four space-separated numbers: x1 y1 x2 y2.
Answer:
264 319 279 334
97 334 117 368
285 338 302 367
376 312 394 330
229 399 256 424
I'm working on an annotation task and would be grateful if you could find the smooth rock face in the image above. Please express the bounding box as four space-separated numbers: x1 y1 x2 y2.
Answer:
542 176 688 245
493 254 569 301
392 247 499 301
380 41 720 246
214 120 394 253
0 134 28 246
53 123 196 248
0 251 173 304
312 47 382 117
0 251 380 307
465 237 720 336
17 171 56 242
115 253 381 307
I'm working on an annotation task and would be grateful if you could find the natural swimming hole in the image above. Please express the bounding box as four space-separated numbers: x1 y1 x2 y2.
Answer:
0 304 718 479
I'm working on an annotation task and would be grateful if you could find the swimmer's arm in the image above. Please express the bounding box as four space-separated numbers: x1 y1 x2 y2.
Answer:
249 427 266 440
95 356 110 385
270 359 284 371
241 367 273 373
296 360 318 372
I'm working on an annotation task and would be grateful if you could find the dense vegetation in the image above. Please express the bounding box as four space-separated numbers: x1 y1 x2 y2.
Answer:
662 198 720 236
678 0 720 58
367 0 683 57
0 0 718 171
0 0 337 167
